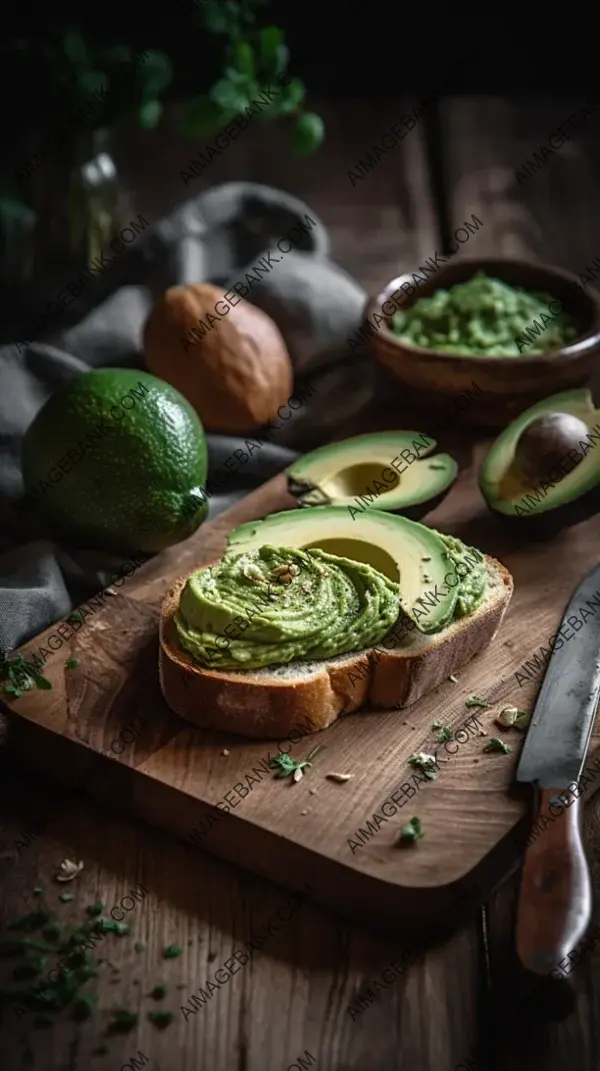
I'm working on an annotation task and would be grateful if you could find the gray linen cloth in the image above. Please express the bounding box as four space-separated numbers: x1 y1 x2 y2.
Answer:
0 182 373 655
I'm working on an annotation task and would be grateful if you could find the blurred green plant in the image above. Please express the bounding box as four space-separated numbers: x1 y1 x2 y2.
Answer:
1 7 323 168
0 7 323 226
0 11 323 266
183 0 324 153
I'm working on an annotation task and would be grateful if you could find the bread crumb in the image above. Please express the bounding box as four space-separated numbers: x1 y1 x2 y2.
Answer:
221 749 230 756
300 810 308 816
309 788 317 795
326 773 353 783
106 586 118 596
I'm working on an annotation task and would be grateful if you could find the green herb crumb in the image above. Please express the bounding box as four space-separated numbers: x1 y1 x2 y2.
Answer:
448 674 458 683
107 1009 138 1034
431 721 453 743
65 658 79 669
495 706 530 731
134 941 146 953
86 901 103 917
150 983 167 1000
59 893 75 903
269 744 325 781
483 737 512 755
148 1010 175 1029
465 695 489 709
407 752 438 781
398 816 423 845
163 944 183 959
33 887 43 897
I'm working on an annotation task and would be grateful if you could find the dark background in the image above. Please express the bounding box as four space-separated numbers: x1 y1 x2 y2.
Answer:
3 0 597 98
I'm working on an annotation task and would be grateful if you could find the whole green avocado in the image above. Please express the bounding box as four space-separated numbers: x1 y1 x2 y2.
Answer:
22 368 208 554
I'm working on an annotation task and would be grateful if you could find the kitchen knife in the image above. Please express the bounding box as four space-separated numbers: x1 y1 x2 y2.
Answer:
515 561 600 982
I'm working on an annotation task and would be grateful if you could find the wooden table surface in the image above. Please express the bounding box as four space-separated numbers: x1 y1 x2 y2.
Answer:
3 95 600 1071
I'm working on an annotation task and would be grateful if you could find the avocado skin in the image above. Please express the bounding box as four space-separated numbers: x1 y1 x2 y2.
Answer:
484 485 600 539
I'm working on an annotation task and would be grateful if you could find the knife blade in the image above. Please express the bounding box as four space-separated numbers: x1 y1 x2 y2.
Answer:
515 561 600 997
517 561 600 787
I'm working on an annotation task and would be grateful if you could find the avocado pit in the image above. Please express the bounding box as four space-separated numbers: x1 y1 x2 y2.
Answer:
514 412 589 485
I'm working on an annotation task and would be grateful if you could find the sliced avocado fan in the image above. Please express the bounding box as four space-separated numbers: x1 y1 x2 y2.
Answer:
287 431 457 521
228 505 460 633
479 388 600 520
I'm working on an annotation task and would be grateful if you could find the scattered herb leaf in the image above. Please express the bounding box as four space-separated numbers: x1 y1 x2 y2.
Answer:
58 893 75 903
431 721 453 743
134 941 146 953
465 695 489 709
398 816 423 845
448 674 458 683
269 744 325 780
107 1009 138 1034
86 901 103 917
150 983 167 1000
514 710 531 730
163 944 183 959
148 1010 174 1029
483 737 512 755
408 752 438 781
65 658 79 669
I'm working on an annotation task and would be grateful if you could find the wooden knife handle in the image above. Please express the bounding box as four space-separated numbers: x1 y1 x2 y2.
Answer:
516 786 592 977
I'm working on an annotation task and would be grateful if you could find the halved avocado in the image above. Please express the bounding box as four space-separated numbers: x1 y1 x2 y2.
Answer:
228 505 458 633
479 388 600 535
287 431 458 520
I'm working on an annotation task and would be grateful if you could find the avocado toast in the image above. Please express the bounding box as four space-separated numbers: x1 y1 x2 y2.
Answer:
159 507 513 739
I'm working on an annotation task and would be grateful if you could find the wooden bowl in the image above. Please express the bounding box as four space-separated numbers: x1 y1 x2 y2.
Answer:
367 256 600 428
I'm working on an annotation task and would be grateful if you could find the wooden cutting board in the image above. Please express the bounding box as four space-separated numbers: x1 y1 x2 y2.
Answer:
4 459 600 937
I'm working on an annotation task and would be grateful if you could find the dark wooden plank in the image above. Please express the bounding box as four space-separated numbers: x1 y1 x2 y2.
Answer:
440 95 600 1071
0 749 482 1071
115 96 439 297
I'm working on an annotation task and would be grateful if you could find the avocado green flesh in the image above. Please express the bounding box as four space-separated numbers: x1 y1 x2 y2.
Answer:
479 388 600 516
175 545 400 670
391 272 580 356
228 507 488 639
22 368 208 553
287 431 457 511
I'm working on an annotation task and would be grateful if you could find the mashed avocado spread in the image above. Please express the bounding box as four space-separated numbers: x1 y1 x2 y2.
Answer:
174 545 400 671
175 539 489 672
441 535 488 621
391 272 579 356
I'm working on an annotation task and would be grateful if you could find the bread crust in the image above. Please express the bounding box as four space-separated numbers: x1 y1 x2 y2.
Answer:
158 558 514 739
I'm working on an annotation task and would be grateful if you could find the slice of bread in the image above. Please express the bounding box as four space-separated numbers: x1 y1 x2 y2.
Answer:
158 556 514 739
